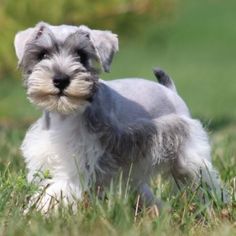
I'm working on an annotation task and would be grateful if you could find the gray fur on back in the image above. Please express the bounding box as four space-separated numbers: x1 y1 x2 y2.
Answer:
100 78 189 119
84 79 191 174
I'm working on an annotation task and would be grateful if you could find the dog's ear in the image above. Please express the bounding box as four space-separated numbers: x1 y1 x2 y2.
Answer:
78 26 119 72
14 22 52 63
14 27 34 62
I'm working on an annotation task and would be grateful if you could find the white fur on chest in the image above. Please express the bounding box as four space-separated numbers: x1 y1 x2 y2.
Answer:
21 112 103 190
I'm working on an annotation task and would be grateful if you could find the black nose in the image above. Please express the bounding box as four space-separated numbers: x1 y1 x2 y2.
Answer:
53 74 70 90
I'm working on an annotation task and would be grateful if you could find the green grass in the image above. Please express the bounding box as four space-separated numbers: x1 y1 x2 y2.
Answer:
0 0 236 235
0 123 235 235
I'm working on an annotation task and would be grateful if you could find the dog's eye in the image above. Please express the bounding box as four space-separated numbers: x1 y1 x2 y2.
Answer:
37 50 49 61
76 49 89 67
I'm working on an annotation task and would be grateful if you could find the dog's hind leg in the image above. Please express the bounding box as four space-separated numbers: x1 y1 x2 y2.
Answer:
150 114 228 203
165 116 229 203
136 182 163 212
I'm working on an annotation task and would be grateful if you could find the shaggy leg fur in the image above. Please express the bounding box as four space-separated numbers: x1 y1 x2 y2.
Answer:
151 115 228 203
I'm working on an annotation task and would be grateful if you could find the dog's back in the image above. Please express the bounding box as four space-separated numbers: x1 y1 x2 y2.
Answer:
102 76 190 122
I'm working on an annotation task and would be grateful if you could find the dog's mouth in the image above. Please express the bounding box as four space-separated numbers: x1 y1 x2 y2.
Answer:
57 89 94 101
29 89 92 101
57 90 67 98
26 68 98 114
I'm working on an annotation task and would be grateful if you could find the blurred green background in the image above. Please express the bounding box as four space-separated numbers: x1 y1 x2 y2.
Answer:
0 2 236 234
0 0 236 127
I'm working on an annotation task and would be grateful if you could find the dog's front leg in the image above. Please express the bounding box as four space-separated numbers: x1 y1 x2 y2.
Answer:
27 178 83 214
137 183 162 211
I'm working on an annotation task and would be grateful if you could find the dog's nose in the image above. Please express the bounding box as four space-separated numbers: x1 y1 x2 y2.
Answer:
53 74 70 90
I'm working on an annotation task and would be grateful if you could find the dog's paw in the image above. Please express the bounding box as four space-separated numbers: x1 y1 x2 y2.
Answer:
24 183 83 215
24 191 62 215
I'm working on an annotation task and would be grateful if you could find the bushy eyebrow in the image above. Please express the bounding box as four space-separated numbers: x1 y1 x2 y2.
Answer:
63 31 98 60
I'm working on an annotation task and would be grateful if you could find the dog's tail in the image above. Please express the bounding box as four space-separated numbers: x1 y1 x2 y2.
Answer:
153 68 176 92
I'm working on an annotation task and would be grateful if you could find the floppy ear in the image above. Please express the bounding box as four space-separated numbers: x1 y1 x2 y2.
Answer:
79 26 119 72
14 27 34 62
14 22 51 63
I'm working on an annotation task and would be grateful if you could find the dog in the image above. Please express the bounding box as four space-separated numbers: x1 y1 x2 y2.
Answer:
14 22 226 214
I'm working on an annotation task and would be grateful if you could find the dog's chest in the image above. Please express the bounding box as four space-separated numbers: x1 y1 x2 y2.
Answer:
22 113 103 184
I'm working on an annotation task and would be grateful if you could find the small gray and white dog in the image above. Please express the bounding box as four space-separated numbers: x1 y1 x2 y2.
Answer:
14 22 225 213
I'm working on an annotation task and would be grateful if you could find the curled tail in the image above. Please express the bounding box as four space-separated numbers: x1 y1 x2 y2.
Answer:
153 68 176 92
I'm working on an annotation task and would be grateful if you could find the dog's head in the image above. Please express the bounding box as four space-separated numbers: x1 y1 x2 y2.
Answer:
14 22 118 114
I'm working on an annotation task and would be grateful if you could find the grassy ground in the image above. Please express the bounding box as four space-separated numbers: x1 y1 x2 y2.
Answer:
0 122 235 236
0 0 236 235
